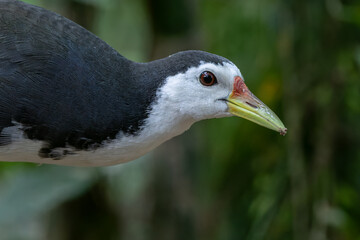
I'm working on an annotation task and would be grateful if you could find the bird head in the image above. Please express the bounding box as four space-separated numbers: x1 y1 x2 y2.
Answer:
153 51 287 135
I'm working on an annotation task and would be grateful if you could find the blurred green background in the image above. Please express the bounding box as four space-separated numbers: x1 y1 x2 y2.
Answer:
1 0 360 239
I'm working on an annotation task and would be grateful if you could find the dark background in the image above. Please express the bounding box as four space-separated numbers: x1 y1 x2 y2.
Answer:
0 0 360 239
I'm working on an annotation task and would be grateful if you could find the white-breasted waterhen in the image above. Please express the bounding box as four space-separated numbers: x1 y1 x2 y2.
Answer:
0 0 286 166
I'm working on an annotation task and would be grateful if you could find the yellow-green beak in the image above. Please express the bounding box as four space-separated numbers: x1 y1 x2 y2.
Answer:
227 76 287 135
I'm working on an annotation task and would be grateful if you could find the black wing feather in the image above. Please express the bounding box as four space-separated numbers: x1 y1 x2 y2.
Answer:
0 0 144 152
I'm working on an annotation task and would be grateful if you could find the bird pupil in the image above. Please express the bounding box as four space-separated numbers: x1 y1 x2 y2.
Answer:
204 74 212 83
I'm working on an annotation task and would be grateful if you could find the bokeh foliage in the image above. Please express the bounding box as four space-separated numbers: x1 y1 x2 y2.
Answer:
0 0 359 239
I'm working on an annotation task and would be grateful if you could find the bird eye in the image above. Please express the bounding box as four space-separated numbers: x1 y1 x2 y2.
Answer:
199 71 217 86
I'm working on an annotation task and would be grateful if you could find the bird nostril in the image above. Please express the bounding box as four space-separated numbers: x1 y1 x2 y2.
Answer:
246 101 258 109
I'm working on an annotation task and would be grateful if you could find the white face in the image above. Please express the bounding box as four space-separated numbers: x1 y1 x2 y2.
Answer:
158 61 242 121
